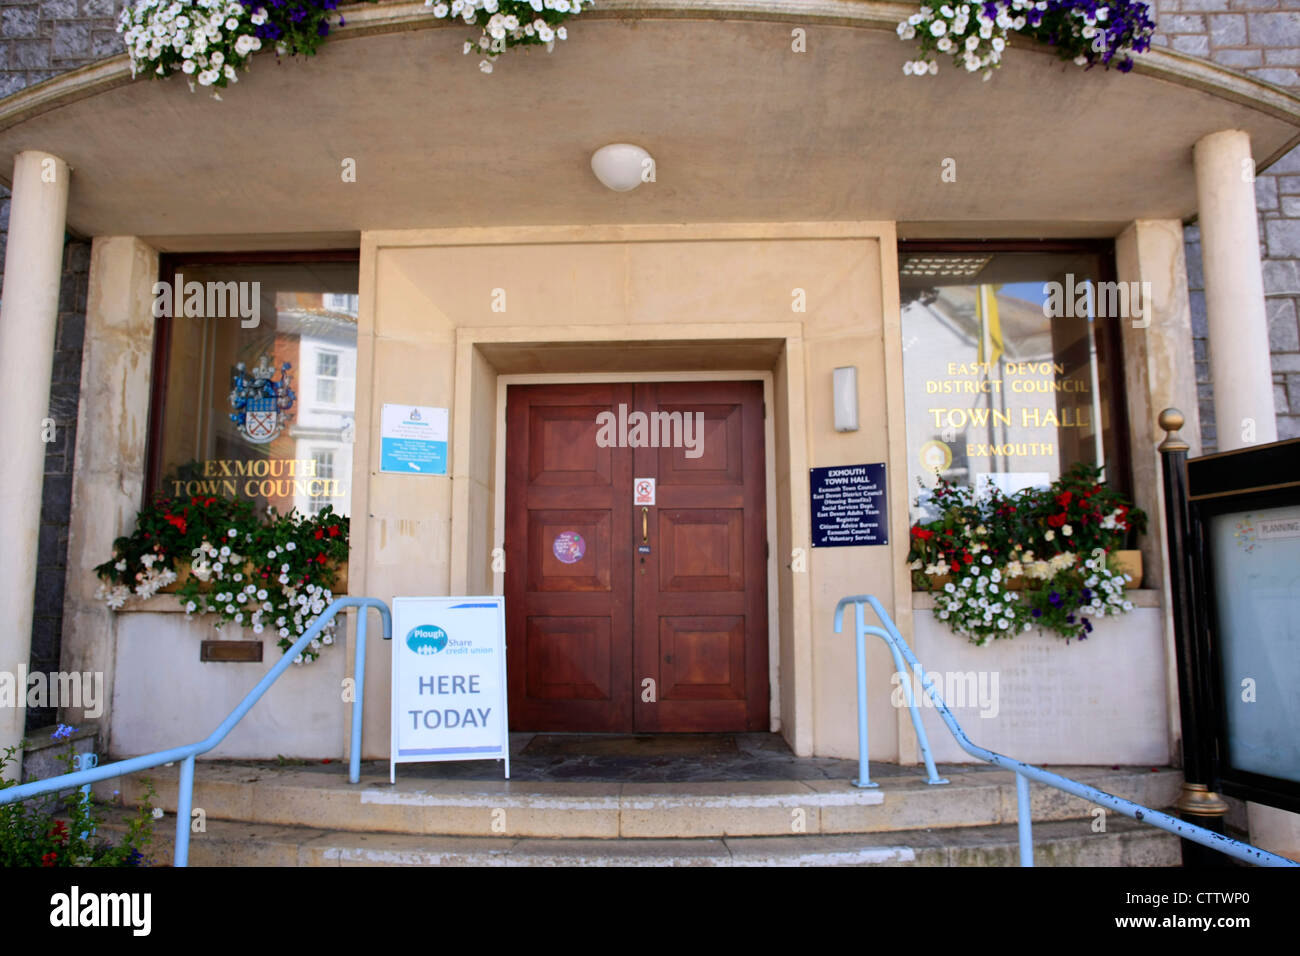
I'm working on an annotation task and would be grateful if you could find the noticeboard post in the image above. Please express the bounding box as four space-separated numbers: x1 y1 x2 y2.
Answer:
390 596 509 782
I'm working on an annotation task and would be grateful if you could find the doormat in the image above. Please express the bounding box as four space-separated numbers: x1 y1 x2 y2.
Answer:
521 734 740 758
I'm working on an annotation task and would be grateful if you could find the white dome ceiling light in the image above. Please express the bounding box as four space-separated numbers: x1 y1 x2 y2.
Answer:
590 143 654 192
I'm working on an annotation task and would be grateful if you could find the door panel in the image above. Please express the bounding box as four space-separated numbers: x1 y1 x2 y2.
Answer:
506 380 768 733
633 381 768 732
506 384 633 732
658 509 745 592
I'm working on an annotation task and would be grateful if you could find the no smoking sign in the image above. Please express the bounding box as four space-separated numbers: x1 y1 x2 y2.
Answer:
634 477 656 505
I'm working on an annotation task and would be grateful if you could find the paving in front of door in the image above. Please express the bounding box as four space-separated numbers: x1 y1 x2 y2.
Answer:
269 732 1030 783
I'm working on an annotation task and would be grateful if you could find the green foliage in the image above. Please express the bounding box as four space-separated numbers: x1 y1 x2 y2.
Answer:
906 463 1146 644
94 495 350 662
0 737 157 868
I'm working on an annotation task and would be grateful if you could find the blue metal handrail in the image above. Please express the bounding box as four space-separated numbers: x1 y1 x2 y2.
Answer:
0 596 392 867
833 594 1298 868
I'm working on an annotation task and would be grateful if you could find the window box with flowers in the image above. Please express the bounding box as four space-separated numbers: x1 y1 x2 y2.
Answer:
94 495 349 664
906 463 1147 646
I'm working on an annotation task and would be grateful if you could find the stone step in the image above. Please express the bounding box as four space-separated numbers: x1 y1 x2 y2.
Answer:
100 810 1180 867
99 763 1182 840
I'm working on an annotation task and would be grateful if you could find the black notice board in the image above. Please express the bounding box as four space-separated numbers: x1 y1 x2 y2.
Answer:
810 463 888 547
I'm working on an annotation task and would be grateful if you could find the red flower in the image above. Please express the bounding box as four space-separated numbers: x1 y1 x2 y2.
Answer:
910 526 934 541
164 514 187 534
1055 491 1073 508
316 553 328 565
328 525 340 537
1047 513 1068 528
41 852 58 867
314 529 324 540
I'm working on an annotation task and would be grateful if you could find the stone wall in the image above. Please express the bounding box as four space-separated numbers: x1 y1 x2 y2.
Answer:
1 0 123 731
1151 0 1300 448
25 238 89 731
1 0 1300 731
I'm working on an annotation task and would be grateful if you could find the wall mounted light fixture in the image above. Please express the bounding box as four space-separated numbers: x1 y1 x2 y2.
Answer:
590 143 653 192
833 366 859 432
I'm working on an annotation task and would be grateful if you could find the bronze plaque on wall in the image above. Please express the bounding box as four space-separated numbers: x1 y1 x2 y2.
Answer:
200 641 263 663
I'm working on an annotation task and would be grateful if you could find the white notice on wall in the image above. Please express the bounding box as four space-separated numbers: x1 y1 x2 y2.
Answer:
390 596 509 782
380 404 449 475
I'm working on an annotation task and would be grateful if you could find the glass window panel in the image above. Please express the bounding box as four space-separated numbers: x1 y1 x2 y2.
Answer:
899 248 1126 521
1207 506 1300 785
153 260 358 518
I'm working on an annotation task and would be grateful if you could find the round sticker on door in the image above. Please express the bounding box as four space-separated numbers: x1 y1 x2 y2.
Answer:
553 531 586 564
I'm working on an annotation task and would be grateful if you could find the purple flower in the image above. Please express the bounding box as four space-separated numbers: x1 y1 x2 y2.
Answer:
1048 591 1062 607
52 724 77 740
1031 608 1043 618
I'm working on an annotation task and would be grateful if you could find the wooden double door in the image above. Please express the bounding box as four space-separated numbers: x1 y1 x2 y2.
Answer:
505 381 769 732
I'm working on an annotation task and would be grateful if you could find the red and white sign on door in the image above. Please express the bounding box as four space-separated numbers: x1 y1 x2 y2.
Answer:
633 477 656 506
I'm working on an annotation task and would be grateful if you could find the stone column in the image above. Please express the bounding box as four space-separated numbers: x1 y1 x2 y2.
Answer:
0 151 70 768
1193 129 1278 447
1116 220 1199 771
1194 131 1297 860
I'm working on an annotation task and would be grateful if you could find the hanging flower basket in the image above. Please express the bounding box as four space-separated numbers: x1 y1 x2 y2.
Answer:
895 0 1156 79
95 495 350 663
907 463 1148 644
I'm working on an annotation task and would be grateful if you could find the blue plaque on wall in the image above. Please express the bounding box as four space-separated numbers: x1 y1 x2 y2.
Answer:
810 463 888 547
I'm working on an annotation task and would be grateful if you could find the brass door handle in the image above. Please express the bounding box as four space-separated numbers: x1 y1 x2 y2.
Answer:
642 507 648 544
